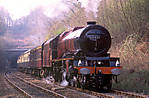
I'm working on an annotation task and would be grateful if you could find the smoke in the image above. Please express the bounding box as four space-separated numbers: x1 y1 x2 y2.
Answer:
78 0 101 19
0 0 101 50
0 0 73 49
0 8 50 49
0 0 70 20
42 76 55 84
11 8 52 48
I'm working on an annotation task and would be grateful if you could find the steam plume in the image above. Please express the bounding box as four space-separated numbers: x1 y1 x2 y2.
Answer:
78 0 101 19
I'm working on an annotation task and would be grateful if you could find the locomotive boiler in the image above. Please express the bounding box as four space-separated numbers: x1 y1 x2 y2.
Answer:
57 21 111 58
17 21 121 91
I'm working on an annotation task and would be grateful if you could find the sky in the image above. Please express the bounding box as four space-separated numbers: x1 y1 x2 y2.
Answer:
0 0 101 20
0 0 69 20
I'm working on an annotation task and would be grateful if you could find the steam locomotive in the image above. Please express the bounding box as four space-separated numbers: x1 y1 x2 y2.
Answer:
17 21 121 90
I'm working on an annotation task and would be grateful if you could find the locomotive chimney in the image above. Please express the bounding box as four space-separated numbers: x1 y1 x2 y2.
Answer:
87 21 96 26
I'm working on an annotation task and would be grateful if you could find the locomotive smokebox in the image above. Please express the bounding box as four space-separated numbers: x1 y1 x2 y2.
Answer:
80 24 111 57
87 21 96 26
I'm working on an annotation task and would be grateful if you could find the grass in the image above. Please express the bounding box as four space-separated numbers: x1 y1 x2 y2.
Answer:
111 35 149 95
113 70 149 94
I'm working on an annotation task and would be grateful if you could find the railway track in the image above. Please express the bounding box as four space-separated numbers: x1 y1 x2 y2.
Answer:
111 90 147 98
15 72 98 98
67 86 114 98
0 73 25 97
68 86 148 98
14 71 148 98
5 72 66 98
4 72 32 98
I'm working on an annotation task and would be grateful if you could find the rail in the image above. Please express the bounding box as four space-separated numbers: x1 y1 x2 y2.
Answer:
68 86 148 98
112 89 147 98
68 86 114 98
14 75 66 98
4 72 33 98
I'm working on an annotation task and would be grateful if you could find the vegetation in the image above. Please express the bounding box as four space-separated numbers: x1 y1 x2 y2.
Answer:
96 0 149 94
46 0 149 94
0 0 148 94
